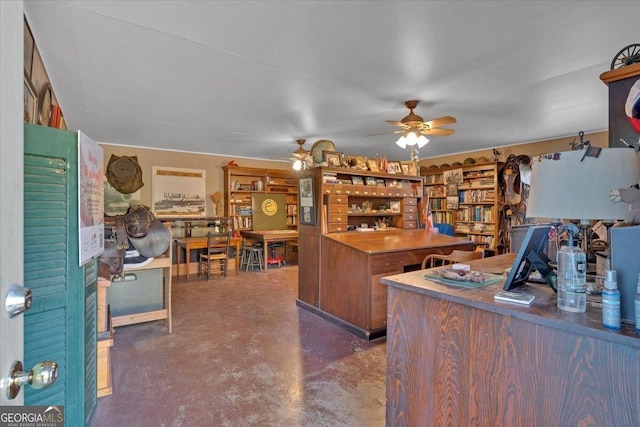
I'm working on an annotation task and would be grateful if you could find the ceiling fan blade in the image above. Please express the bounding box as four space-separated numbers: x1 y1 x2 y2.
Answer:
385 120 410 129
422 115 457 129
421 128 455 136
366 131 396 137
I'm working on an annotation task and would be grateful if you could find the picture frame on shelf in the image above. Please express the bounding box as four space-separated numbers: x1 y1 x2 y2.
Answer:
386 161 402 174
366 158 379 172
324 151 343 167
23 76 36 124
365 177 377 186
401 163 410 175
299 175 316 225
351 176 364 185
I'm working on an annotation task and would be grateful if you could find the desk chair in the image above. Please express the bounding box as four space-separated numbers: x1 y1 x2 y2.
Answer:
199 230 231 279
421 249 484 270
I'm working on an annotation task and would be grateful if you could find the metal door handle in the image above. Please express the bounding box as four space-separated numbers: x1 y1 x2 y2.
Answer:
5 284 32 318
6 360 58 399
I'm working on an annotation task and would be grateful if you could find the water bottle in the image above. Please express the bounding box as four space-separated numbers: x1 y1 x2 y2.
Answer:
602 270 621 329
635 273 640 333
557 240 587 313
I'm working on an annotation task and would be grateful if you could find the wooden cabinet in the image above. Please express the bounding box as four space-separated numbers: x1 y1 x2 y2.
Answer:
384 254 640 426
297 166 474 339
423 162 502 250
223 166 298 231
319 168 423 231
110 225 173 332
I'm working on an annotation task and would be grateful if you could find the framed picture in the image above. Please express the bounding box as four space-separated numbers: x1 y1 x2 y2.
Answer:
401 163 410 175
351 176 364 185
24 23 35 80
152 166 206 218
23 77 37 124
365 176 377 186
324 150 343 167
299 175 316 225
366 159 379 172
386 161 402 174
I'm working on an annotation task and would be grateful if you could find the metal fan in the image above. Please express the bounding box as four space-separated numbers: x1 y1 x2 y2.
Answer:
368 100 456 138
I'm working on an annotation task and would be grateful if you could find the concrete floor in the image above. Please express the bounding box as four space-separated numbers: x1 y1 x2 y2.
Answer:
90 265 387 427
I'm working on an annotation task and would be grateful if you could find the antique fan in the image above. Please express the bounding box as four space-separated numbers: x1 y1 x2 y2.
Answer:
271 139 312 170
369 100 456 148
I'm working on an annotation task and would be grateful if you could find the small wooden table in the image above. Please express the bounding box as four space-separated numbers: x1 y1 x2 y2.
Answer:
240 230 299 272
174 236 242 280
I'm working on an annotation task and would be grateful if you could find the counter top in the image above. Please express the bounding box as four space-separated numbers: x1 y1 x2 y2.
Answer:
324 229 472 255
382 253 640 348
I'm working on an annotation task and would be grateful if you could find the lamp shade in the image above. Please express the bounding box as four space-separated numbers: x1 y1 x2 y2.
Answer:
526 148 640 222
395 131 429 149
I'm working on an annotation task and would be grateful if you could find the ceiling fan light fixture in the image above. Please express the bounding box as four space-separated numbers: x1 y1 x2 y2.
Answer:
292 159 303 171
396 131 429 149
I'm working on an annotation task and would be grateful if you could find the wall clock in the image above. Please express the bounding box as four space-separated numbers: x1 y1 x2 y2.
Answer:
37 82 53 126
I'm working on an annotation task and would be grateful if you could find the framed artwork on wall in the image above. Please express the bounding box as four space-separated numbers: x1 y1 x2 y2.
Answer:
299 175 316 225
152 166 206 218
23 77 36 124
24 22 34 80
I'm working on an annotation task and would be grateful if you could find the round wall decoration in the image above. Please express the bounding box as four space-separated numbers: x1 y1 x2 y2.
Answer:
261 198 278 216
37 82 53 126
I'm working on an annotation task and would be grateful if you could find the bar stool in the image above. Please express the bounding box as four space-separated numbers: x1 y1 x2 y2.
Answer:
240 241 264 271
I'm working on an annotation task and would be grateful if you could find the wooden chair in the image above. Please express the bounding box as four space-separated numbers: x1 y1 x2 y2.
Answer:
421 249 484 270
198 230 231 279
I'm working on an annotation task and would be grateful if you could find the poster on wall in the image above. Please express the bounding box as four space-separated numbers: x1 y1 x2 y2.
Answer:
152 166 206 218
78 131 104 265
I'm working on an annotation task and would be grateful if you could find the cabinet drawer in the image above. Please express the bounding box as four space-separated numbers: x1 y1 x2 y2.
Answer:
403 220 418 229
328 223 348 233
403 213 418 223
403 198 417 206
328 205 348 215
327 195 348 205
404 205 418 214
328 214 348 224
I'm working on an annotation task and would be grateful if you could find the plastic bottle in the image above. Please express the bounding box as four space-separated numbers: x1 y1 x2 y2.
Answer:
602 270 621 329
635 273 640 333
557 239 587 313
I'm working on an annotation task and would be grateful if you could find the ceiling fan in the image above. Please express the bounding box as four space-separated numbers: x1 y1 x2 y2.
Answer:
370 100 456 149
271 139 312 170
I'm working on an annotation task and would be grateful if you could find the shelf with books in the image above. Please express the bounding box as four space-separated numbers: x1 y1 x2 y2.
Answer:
422 162 501 249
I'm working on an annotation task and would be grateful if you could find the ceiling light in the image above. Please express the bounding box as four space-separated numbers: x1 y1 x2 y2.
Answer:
395 131 429 149
292 159 302 171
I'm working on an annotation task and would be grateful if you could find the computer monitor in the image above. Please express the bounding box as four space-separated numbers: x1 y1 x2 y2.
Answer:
503 225 556 292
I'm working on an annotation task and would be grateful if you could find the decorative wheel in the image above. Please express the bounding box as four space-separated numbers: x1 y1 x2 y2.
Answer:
610 43 640 70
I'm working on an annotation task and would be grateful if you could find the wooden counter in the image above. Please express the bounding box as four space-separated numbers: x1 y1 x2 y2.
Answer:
382 254 640 426
297 229 473 339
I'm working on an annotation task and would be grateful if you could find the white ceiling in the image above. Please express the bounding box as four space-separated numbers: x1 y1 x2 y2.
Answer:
23 1 640 162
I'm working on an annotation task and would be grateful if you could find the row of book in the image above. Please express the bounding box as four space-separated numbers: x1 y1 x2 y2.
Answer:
458 189 495 203
455 206 494 223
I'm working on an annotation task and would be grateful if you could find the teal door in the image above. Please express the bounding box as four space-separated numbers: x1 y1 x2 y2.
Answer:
23 124 97 426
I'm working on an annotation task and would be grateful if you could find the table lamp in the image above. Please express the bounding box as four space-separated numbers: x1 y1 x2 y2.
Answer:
527 147 640 262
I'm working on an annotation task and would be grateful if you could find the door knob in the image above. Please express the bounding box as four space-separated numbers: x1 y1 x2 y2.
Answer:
5 284 32 318
6 360 58 399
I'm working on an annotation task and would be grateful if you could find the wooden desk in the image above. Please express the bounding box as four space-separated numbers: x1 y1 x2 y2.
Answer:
382 254 640 426
297 229 474 339
174 236 242 280
240 230 298 272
